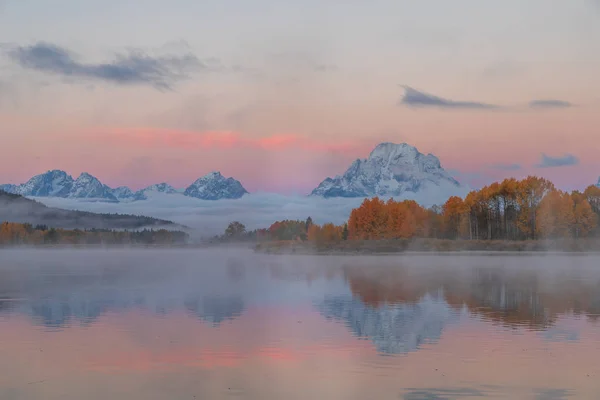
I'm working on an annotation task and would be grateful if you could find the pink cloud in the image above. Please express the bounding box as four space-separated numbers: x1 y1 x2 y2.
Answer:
89 127 370 155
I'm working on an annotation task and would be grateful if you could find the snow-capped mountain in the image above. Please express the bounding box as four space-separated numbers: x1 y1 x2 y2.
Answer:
184 171 248 200
15 169 74 197
111 186 136 200
133 183 179 201
0 184 17 193
2 170 250 202
68 172 118 202
311 142 461 198
1 170 118 201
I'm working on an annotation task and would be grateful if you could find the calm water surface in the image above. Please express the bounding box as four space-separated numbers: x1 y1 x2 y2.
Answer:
1 249 600 399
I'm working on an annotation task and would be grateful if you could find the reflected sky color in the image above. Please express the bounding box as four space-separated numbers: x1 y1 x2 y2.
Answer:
1 1 599 192
1 250 600 398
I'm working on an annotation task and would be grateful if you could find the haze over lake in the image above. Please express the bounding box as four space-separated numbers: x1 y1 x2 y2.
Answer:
1 249 600 399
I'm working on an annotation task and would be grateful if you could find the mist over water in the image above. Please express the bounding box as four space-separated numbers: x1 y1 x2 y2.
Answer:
1 249 600 399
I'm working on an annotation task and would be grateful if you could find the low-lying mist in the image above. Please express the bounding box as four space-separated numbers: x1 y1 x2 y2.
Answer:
28 189 457 237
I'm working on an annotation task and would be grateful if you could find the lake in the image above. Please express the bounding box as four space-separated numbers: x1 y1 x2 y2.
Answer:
1 249 600 399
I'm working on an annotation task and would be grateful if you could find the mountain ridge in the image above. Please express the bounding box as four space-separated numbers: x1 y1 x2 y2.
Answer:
1 170 248 202
311 142 462 198
0 190 185 230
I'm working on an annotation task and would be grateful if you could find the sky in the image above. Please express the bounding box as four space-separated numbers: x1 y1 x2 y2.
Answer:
1 0 599 194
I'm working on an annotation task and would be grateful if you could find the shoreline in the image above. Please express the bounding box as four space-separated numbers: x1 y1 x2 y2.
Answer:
3 240 600 256
253 238 600 255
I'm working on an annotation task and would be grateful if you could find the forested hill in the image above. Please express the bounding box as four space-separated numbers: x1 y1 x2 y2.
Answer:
0 190 183 230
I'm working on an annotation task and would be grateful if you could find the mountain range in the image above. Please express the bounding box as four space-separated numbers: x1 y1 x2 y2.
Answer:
2 143 598 202
1 170 248 202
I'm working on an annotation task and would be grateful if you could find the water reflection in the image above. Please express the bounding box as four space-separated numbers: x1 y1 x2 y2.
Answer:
0 250 252 329
3 294 247 329
1 250 600 399
184 296 245 326
317 294 458 355
333 258 600 337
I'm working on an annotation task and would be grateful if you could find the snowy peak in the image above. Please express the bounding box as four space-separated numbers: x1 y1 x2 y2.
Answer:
184 171 248 200
311 142 461 198
133 183 178 201
3 170 117 201
368 142 442 172
369 142 419 162
16 170 74 197
69 172 118 202
1 170 249 202
111 186 135 200
0 184 17 194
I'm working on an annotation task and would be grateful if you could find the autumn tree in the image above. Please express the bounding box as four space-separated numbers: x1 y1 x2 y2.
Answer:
225 221 247 238
536 190 574 238
571 191 598 238
516 176 555 239
442 196 468 239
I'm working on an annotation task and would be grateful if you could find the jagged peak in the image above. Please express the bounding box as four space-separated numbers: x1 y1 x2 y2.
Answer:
75 172 97 180
195 171 226 182
311 141 460 198
368 142 425 163
184 171 248 200
143 182 176 191
36 169 71 178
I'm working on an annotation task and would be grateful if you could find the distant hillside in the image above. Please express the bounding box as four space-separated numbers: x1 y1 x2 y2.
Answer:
0 190 183 230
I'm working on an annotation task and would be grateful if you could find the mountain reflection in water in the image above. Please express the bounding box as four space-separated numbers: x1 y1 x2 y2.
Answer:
1 250 600 399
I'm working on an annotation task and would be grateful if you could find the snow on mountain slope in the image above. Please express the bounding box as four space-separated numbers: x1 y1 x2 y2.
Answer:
1 170 120 201
15 170 74 197
111 186 136 200
311 142 464 200
184 171 248 200
1 170 250 203
0 184 17 193
68 172 118 202
133 183 179 201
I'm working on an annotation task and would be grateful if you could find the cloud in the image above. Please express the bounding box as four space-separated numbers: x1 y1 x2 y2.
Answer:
536 153 579 168
488 163 522 171
89 127 368 154
398 86 573 112
6 42 208 90
529 100 573 109
30 187 463 238
398 86 500 110
402 387 487 400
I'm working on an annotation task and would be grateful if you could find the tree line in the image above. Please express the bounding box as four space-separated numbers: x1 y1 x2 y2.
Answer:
223 176 600 243
350 176 600 241
0 222 189 246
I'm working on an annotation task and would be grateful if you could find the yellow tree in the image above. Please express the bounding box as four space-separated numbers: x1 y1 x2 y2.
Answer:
442 196 467 239
584 185 600 215
463 191 479 240
536 190 574 238
499 178 519 240
404 200 427 237
384 199 404 239
571 191 597 238
516 176 555 239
